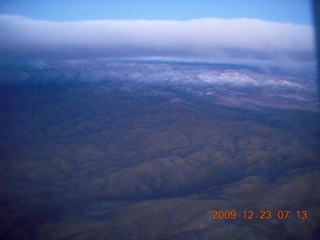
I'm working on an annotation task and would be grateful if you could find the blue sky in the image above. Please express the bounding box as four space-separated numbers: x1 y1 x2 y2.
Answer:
0 0 314 25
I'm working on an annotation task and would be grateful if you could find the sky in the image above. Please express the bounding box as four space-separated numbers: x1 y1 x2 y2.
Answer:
0 0 314 24
0 0 316 68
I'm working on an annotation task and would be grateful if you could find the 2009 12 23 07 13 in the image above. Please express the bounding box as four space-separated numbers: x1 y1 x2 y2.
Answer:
212 210 308 220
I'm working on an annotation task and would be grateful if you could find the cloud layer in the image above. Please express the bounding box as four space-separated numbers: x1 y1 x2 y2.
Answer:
0 15 316 66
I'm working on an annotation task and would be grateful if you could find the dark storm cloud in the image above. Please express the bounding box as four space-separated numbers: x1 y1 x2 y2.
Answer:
0 14 316 66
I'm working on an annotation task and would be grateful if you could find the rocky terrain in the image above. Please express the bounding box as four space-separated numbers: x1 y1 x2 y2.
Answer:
1 61 319 239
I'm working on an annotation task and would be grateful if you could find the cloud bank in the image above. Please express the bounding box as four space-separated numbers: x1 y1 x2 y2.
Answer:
0 15 316 67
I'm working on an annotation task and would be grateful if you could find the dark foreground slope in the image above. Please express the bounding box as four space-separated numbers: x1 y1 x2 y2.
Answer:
1 63 320 239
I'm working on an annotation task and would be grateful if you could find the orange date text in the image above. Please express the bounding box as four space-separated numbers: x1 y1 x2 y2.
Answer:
212 210 308 220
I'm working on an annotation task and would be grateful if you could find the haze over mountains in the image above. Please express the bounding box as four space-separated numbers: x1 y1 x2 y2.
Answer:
1 59 320 239
2 60 317 111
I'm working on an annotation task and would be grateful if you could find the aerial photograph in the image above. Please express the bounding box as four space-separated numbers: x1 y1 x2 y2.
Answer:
0 0 319 239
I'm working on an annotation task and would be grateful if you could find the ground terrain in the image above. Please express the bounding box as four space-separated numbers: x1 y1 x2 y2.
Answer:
1 61 319 239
